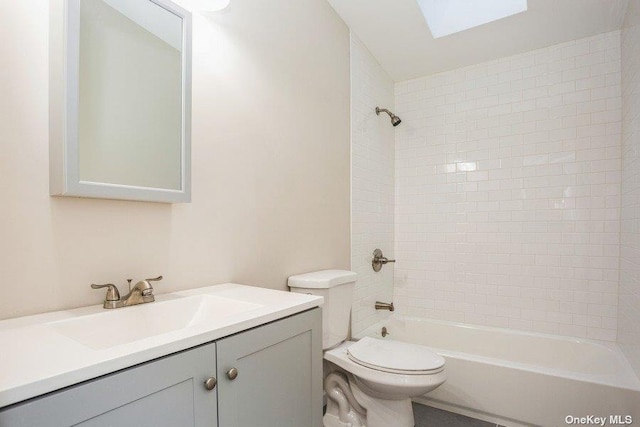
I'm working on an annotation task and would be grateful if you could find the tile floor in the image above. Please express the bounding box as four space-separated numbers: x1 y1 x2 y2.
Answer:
413 403 505 427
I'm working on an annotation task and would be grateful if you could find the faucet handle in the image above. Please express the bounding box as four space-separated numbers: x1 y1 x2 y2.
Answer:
372 249 396 272
90 284 120 301
132 276 162 297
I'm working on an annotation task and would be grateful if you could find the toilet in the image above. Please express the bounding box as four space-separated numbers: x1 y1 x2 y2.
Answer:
288 270 446 427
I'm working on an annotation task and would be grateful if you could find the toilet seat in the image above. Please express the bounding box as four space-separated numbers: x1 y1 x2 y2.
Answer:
347 337 445 375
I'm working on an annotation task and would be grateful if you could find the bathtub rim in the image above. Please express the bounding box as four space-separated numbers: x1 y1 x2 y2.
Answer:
354 314 640 392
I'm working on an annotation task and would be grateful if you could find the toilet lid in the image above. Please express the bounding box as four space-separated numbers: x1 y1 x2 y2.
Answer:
347 337 445 374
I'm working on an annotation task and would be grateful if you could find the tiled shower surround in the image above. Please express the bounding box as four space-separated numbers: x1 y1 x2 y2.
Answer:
619 2 640 374
393 31 622 341
350 35 395 335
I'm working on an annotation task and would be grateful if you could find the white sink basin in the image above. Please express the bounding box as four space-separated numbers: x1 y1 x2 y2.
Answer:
0 283 323 409
49 295 263 350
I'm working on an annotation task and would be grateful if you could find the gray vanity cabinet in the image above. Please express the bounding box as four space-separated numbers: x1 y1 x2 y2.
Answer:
216 308 323 427
0 308 322 427
0 342 218 427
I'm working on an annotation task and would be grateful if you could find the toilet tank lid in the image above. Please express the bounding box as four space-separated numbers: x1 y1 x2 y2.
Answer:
288 270 357 289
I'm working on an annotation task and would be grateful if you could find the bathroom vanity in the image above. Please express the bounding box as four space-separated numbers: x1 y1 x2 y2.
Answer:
0 284 323 426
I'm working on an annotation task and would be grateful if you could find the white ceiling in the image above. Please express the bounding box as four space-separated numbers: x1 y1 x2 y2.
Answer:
327 0 629 82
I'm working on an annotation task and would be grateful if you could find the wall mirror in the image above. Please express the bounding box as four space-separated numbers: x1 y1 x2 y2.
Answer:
50 0 192 203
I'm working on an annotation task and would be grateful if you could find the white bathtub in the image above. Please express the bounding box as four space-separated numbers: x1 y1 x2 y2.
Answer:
356 315 640 427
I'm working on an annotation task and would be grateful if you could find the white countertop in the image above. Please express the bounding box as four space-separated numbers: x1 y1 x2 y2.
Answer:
0 284 322 408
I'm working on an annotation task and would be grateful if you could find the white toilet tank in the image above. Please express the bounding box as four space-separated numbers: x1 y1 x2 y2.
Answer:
288 270 356 350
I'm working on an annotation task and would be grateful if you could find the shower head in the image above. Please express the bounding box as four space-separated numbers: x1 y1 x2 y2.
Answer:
375 107 402 127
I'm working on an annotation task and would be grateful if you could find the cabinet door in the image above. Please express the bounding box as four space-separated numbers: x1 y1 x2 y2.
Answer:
216 308 322 427
0 343 218 427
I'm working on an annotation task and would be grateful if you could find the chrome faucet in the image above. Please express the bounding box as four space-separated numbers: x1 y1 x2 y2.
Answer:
91 276 162 309
375 301 395 311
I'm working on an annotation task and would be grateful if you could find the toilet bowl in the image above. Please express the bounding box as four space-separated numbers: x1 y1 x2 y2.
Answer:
288 270 446 427
328 338 446 398
323 339 446 427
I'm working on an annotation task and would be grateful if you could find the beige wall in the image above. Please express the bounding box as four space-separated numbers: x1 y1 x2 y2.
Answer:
0 0 351 320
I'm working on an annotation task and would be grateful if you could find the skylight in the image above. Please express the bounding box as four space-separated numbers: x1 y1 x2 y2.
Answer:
417 0 528 39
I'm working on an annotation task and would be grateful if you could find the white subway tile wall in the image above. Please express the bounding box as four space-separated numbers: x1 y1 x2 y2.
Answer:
619 3 640 375
394 31 622 341
351 34 395 336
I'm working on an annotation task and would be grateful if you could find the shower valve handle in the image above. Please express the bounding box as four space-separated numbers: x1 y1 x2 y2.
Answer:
372 249 395 272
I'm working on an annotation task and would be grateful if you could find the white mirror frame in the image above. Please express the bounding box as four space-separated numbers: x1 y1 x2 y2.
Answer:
49 0 192 203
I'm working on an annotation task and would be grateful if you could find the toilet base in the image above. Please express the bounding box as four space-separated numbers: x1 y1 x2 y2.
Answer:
323 371 414 427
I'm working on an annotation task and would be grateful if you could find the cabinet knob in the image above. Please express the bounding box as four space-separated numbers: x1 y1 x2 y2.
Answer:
227 367 238 380
204 377 217 391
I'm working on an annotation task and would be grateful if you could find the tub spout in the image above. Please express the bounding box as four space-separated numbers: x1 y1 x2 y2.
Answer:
375 301 394 311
